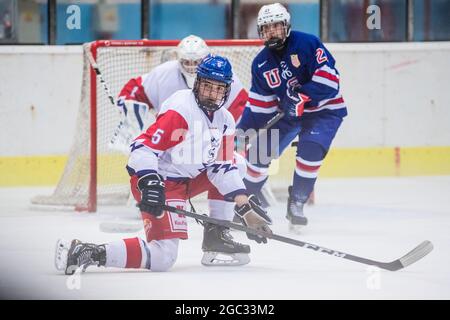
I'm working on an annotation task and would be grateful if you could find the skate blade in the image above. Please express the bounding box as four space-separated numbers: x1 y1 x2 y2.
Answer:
201 252 250 267
55 239 70 272
289 223 304 235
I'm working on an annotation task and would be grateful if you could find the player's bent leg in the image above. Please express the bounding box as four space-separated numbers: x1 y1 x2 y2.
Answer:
101 237 179 272
103 237 149 270
203 198 251 266
55 176 190 275
141 205 188 243
130 175 189 242
243 121 299 208
288 111 343 231
147 239 179 272
292 141 325 203
56 237 180 274
198 176 250 266
207 194 235 221
288 141 326 230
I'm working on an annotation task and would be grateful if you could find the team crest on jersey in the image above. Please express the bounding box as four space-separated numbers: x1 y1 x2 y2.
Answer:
290 54 301 68
206 135 220 164
263 68 281 88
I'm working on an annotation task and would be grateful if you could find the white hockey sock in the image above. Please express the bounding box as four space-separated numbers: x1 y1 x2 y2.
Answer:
105 237 150 269
208 199 235 221
147 239 179 272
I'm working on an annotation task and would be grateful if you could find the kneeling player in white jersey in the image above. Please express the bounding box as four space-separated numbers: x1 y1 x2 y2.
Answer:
111 35 252 264
55 55 272 274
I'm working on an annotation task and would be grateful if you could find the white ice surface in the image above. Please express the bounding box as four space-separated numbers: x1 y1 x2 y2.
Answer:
0 176 449 300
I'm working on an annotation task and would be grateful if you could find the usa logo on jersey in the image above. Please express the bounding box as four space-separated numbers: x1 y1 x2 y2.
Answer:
263 68 281 88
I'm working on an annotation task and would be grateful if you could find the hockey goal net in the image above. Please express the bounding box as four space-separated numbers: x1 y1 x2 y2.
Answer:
32 39 264 212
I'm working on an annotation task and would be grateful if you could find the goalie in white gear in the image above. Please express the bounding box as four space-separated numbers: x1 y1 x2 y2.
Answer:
109 35 252 265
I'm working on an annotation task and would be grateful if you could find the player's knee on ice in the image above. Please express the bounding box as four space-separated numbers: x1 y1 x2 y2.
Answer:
148 239 179 272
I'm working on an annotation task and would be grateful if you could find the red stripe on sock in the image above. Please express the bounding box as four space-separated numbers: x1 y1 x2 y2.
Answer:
247 165 263 178
124 237 142 268
296 160 321 172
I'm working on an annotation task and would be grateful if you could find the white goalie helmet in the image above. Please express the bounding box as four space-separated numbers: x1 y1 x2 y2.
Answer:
257 3 291 49
177 35 210 88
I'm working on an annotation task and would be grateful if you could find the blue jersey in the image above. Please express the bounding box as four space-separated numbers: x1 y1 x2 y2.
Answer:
238 31 347 131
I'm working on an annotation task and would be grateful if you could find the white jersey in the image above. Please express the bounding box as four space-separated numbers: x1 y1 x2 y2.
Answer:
142 60 186 112
118 60 248 122
127 89 245 198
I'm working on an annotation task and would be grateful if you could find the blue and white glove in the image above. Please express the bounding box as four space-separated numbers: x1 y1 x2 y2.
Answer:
281 86 310 117
234 195 273 244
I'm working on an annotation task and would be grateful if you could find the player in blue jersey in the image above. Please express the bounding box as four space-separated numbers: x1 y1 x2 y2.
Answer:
237 3 348 231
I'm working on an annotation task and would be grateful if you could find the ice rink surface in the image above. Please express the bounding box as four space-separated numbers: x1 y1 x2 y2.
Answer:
0 176 449 300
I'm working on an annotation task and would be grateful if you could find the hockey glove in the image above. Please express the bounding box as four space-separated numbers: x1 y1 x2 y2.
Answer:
281 86 310 118
234 195 273 244
137 173 166 217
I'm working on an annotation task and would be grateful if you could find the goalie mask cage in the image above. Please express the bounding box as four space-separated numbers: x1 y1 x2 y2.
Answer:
32 39 264 212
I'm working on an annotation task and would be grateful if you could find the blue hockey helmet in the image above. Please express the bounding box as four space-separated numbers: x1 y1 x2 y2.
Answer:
197 54 233 85
193 54 233 112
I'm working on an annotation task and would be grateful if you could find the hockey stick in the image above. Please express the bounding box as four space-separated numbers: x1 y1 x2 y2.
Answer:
85 44 126 149
86 44 116 106
237 111 285 153
162 205 433 271
257 110 285 132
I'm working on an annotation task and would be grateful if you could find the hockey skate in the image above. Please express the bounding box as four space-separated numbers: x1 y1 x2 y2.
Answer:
201 222 251 266
286 186 308 233
55 239 106 275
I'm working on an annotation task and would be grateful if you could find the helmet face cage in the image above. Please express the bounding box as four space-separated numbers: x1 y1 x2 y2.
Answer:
258 21 290 41
179 58 203 76
193 76 231 113
179 58 203 88
257 3 291 49
177 35 210 88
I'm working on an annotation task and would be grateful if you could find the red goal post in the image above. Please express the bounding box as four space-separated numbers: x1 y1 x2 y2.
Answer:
32 39 264 212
